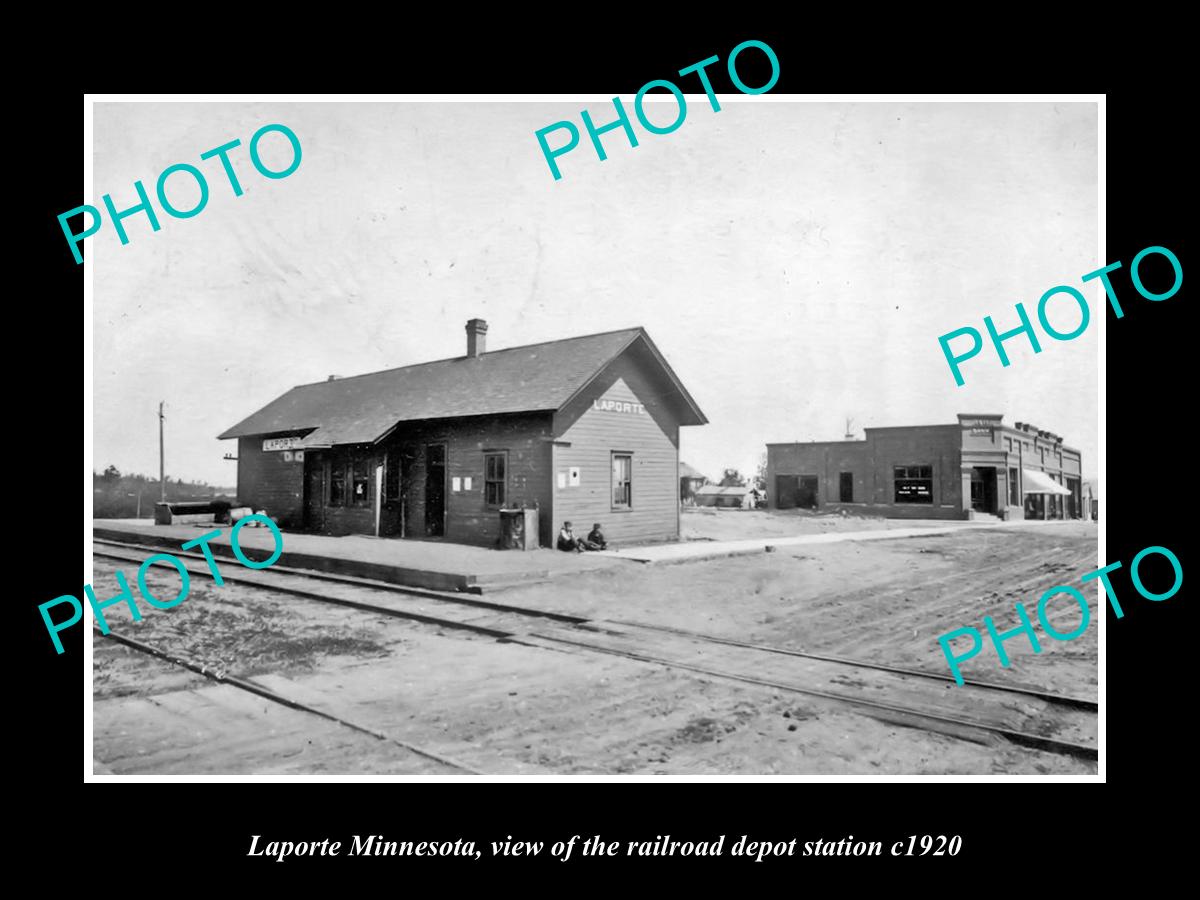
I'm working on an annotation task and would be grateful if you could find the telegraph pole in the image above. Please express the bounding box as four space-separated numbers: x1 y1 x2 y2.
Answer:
159 401 166 502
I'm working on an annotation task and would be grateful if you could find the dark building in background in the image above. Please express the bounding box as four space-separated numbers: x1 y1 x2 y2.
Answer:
219 321 707 548
679 461 708 505
766 414 1082 521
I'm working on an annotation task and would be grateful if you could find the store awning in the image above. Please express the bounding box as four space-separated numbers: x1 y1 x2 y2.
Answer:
1022 468 1070 495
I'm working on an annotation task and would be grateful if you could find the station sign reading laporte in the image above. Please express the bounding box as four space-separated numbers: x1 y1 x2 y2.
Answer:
263 437 302 452
593 399 645 415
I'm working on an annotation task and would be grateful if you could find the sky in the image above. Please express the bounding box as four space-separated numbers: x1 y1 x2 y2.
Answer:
91 100 1098 488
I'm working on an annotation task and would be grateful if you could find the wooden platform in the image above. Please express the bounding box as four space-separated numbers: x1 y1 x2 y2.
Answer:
93 519 624 593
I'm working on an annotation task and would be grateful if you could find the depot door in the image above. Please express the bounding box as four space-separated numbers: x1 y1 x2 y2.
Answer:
304 454 325 531
425 443 446 537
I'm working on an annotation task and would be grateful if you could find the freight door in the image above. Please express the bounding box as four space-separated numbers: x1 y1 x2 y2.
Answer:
425 443 446 537
775 475 799 509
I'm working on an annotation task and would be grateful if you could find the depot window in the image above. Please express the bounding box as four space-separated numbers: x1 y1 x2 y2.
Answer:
350 457 371 507
329 462 346 506
485 452 507 508
894 464 933 504
612 453 633 509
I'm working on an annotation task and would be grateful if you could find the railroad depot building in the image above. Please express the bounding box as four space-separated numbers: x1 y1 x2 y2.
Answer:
218 320 707 548
766 414 1083 521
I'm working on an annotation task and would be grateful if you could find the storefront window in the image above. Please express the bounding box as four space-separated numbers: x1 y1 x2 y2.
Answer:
893 465 932 504
1008 467 1019 506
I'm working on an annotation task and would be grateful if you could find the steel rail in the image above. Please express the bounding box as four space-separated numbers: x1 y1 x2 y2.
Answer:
95 627 483 774
525 632 1098 761
605 619 1099 711
95 536 1096 710
93 537 1098 761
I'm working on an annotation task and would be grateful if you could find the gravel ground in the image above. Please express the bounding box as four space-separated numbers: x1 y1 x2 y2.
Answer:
503 520 1099 698
93 514 1097 774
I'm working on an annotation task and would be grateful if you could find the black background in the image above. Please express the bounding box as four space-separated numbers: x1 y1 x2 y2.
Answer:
20 24 1187 885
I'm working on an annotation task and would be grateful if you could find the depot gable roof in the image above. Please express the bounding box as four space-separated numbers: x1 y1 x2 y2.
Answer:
219 327 706 446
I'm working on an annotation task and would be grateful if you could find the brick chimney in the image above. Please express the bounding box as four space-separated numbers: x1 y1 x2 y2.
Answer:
466 318 488 357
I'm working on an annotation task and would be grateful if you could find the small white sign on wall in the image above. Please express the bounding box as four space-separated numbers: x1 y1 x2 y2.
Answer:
463 476 472 491
557 472 566 488
569 467 581 486
452 477 462 492
282 451 293 462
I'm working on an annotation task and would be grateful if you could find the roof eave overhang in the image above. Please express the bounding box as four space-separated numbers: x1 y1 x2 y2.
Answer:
362 408 559 446
216 425 321 441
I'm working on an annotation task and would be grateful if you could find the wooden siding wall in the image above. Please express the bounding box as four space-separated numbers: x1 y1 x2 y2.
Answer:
553 361 681 545
236 435 305 528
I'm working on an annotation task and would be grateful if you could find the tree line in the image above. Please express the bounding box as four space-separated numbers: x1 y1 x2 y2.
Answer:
93 465 235 518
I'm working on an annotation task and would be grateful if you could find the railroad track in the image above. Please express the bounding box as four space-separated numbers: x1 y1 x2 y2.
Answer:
93 537 1098 762
94 626 483 775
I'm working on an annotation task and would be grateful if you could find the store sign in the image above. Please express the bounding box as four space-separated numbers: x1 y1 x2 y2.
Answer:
593 399 645 415
970 427 993 437
896 481 932 501
263 437 302 452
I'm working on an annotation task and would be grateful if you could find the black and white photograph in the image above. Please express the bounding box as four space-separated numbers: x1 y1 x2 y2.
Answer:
85 95 1101 778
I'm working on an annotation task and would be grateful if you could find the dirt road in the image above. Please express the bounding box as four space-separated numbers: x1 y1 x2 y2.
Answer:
508 520 1099 697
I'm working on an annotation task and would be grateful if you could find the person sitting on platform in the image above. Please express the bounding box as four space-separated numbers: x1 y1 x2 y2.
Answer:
558 521 584 553
585 523 607 550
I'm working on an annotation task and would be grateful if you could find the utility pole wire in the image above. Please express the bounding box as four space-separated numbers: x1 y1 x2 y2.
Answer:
159 401 166 502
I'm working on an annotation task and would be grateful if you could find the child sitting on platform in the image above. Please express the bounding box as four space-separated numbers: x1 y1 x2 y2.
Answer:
585 523 607 550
